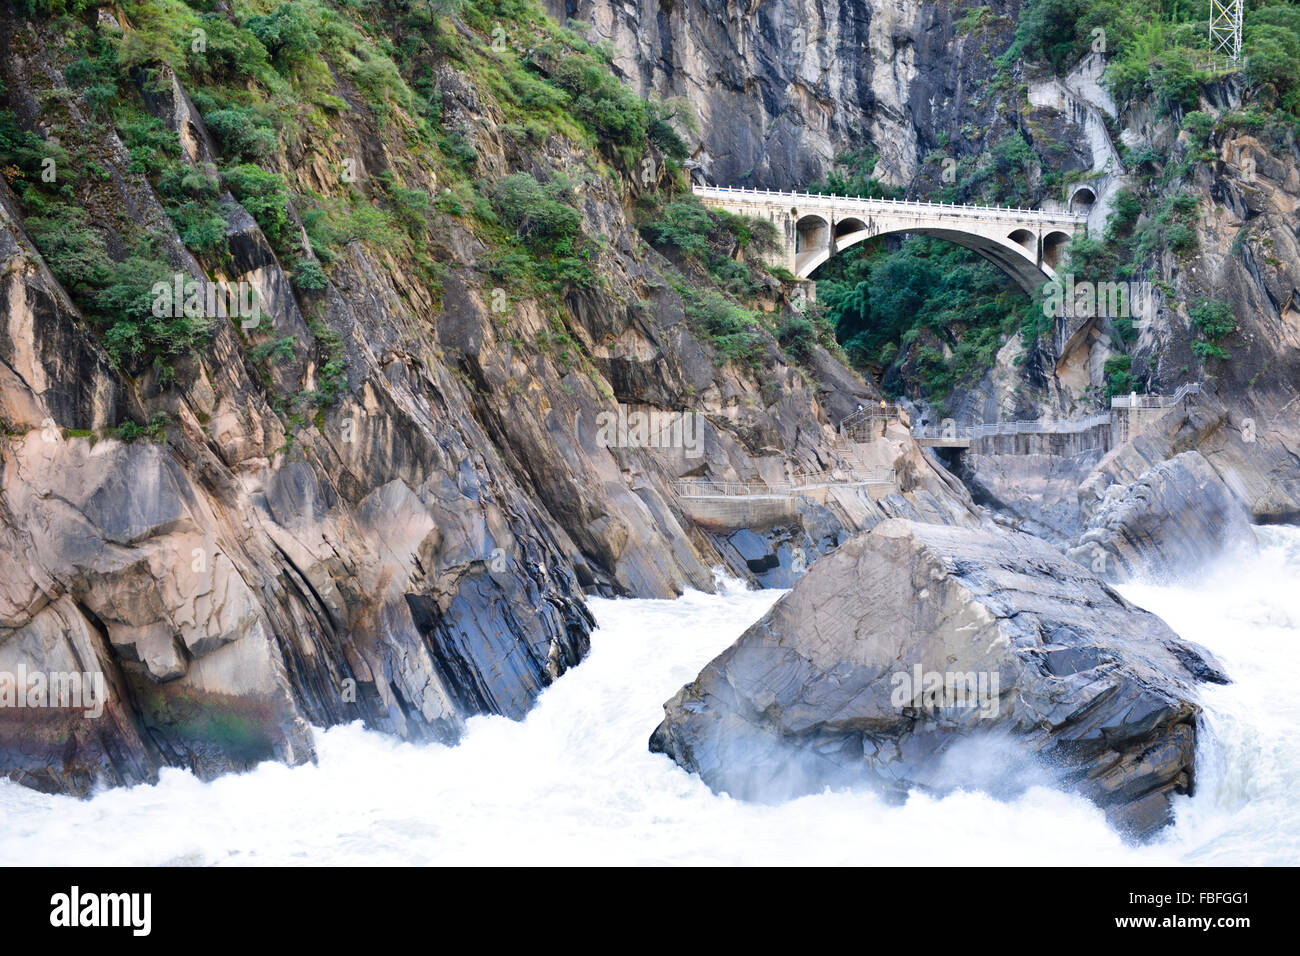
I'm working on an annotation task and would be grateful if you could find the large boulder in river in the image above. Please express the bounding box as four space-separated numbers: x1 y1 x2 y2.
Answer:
1068 450 1257 583
650 519 1228 838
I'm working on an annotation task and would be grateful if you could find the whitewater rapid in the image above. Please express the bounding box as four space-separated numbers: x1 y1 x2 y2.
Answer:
2 527 1297 866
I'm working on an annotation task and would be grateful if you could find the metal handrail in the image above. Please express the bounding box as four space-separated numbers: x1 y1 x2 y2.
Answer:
692 184 1088 225
839 404 902 434
912 414 1111 439
1110 383 1201 409
911 383 1201 438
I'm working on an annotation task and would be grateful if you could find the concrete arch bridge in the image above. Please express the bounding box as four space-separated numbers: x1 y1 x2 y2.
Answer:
693 185 1088 293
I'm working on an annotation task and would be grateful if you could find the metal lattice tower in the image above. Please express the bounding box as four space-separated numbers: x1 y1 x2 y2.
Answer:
1209 0 1244 63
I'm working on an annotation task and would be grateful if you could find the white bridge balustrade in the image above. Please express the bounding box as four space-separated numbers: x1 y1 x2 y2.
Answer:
693 184 1087 292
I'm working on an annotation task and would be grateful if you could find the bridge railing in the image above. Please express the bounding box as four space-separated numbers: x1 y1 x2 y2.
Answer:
692 184 1088 226
839 404 902 435
1110 383 1201 409
912 414 1111 440
671 478 773 497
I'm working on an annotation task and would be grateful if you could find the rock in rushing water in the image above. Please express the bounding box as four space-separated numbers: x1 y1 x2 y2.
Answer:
1069 450 1258 583
650 518 1228 838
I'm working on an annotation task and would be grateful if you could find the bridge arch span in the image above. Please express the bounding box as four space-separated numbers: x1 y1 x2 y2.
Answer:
834 216 869 239
1008 228 1037 255
796 222 1068 293
814 225 1065 293
1042 230 1073 270
793 213 830 265
694 184 1087 294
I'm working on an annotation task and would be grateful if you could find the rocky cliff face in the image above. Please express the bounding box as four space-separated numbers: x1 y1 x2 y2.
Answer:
0 1 982 793
554 0 1297 451
544 0 1036 189
960 65 1300 443
3 0 1293 823
1068 449 1258 583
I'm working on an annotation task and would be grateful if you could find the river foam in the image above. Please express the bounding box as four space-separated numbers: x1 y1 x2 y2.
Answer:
2 528 1297 866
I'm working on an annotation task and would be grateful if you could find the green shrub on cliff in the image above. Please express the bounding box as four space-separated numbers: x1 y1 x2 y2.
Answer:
98 252 212 371
1011 0 1300 121
639 196 777 301
1 98 210 375
184 13 275 84
489 172 582 245
539 50 690 162
118 110 228 257
1189 298 1236 361
809 148 903 200
949 132 1040 206
25 205 114 299
1104 354 1135 396
204 106 279 162
1246 21 1300 111
293 259 329 291
0 113 51 194
641 198 714 259
1006 0 1092 73
119 114 179 177
486 172 596 290
245 2 323 74
223 163 292 246
774 312 817 363
16 0 98 13
671 279 764 370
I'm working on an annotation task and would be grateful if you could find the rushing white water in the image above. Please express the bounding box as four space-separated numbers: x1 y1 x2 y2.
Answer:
2 527 1297 866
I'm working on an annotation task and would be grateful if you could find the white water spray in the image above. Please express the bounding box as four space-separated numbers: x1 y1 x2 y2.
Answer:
1 530 1296 865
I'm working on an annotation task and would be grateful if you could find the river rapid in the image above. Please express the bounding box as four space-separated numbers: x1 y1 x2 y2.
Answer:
2 527 1297 866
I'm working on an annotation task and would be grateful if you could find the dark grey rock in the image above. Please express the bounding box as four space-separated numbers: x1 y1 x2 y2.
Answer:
651 518 1227 839
1069 450 1259 583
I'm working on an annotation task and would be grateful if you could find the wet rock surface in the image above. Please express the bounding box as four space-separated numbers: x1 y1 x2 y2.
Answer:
707 498 845 588
651 518 1228 839
1069 450 1259 583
